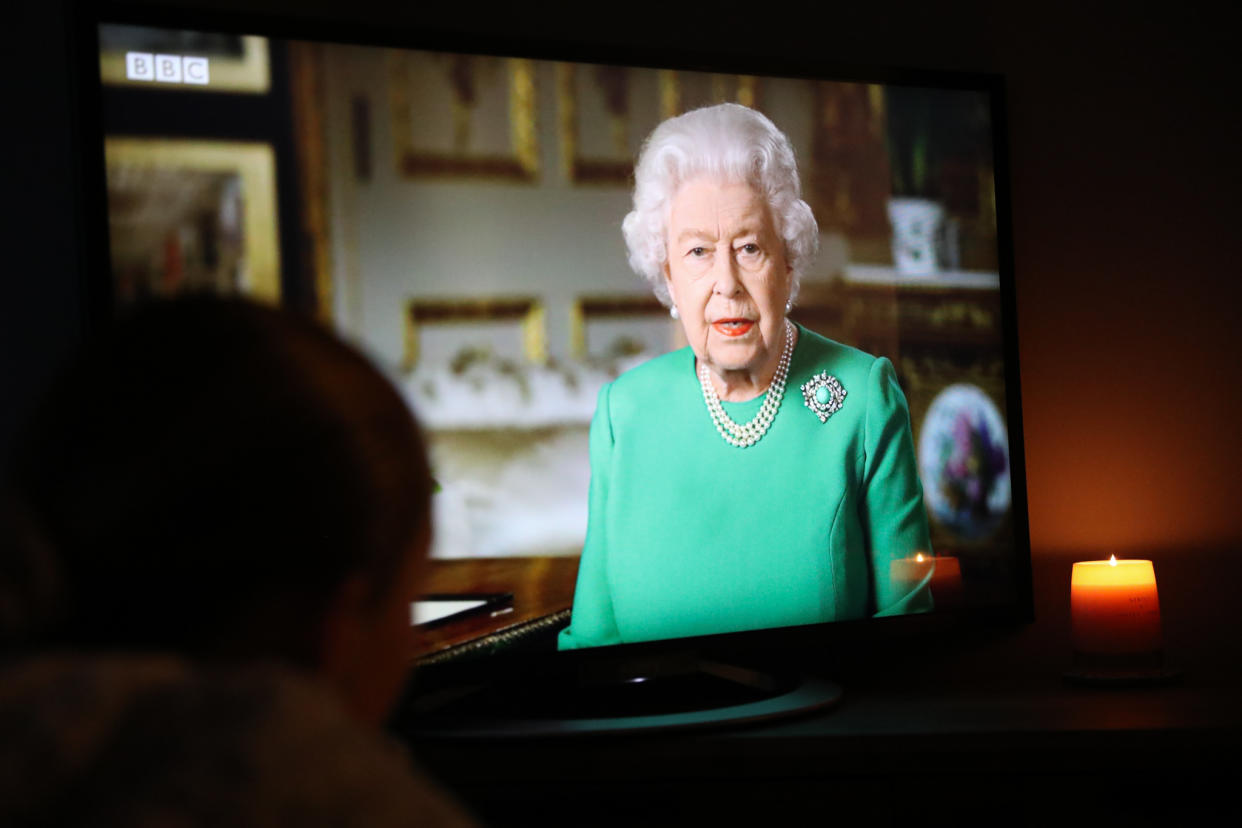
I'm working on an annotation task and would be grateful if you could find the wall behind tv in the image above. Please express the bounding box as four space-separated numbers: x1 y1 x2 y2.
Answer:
5 1 1239 555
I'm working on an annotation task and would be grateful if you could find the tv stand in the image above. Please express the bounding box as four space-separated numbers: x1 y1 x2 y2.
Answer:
403 651 842 737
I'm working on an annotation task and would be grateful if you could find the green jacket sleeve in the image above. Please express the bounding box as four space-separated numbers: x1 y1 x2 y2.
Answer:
861 357 935 617
557 383 623 650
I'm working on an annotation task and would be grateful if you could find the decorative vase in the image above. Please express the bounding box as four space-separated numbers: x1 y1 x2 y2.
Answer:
887 197 945 275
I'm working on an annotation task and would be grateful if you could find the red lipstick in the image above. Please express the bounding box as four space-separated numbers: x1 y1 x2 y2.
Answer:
712 319 754 337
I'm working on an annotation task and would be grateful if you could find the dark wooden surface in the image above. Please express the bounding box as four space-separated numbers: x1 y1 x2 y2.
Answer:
413 557 577 659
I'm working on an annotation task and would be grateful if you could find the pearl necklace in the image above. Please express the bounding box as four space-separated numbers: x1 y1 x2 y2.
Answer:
698 319 794 448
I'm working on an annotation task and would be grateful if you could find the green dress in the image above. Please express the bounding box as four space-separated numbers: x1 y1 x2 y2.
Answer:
558 324 933 651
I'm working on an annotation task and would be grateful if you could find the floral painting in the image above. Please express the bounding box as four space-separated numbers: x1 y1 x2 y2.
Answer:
918 384 1011 542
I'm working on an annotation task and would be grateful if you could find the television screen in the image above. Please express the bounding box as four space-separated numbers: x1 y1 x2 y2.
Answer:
85 14 1029 662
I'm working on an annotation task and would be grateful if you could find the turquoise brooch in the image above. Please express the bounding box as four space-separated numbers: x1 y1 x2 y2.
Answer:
801 372 847 423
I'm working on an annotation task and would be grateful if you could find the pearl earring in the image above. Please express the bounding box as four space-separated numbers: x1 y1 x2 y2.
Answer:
785 300 793 314
670 305 680 320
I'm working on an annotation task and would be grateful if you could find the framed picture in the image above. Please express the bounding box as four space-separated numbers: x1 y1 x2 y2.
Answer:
388 51 539 180
105 138 281 306
399 296 583 561
662 70 760 118
555 64 661 185
569 293 677 361
98 24 271 93
556 65 759 185
805 81 892 261
402 297 547 372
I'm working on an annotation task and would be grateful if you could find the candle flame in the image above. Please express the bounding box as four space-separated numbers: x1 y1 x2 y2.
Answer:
916 553 925 563
1109 555 1118 566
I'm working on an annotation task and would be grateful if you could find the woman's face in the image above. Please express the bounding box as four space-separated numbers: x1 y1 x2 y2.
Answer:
664 177 792 390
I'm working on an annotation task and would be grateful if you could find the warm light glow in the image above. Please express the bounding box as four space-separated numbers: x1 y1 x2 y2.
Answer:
1109 554 1118 566
1071 559 1157 587
889 554 963 610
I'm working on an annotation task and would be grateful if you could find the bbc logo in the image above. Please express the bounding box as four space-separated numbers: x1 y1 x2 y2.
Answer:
125 52 210 85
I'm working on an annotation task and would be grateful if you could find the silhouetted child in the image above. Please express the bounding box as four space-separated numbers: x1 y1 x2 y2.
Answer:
0 296 472 826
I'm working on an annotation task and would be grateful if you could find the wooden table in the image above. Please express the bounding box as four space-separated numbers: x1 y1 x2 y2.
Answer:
413 557 578 663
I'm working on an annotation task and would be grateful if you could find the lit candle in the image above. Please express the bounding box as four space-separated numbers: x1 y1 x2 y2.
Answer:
890 553 964 609
1070 556 1162 656
928 555 963 609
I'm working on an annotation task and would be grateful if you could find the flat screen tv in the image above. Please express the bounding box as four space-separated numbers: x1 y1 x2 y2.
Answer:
73 1 1031 733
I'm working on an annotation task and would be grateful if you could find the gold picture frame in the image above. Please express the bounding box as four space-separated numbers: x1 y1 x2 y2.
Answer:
658 70 759 121
389 51 538 180
556 63 643 185
403 297 547 371
557 64 760 185
104 138 281 304
569 294 673 359
99 28 271 94
287 41 333 322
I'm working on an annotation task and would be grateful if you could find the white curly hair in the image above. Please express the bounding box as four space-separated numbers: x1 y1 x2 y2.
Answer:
621 103 818 307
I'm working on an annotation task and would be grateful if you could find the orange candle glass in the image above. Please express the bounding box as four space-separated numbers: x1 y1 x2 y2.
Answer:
1070 556 1163 656
890 554 964 610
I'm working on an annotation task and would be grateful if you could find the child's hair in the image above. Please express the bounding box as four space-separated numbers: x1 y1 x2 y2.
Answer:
2 296 432 665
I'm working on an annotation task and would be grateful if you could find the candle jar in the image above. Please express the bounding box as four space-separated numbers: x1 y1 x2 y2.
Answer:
1069 557 1168 679
890 554 964 611
927 555 963 610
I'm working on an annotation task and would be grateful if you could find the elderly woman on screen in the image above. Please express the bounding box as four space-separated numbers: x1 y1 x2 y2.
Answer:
558 103 934 650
